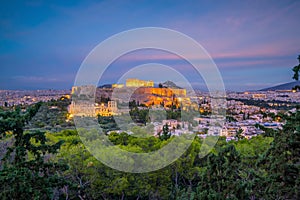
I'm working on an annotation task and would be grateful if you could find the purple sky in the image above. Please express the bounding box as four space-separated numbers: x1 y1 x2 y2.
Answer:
0 0 300 91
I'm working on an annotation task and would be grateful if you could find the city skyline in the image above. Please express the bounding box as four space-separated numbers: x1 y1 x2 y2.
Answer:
1 0 300 91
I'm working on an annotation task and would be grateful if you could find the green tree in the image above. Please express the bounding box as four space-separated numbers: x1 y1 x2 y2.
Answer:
259 110 300 199
235 128 244 140
0 103 69 199
159 123 171 141
292 55 300 91
197 144 249 199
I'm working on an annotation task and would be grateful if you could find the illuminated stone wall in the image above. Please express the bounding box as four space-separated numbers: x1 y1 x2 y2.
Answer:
95 101 118 116
71 85 96 95
112 84 124 88
69 100 118 117
135 87 186 97
126 78 154 87
69 101 95 116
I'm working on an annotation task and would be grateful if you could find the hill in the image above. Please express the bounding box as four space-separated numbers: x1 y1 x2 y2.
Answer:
98 84 112 88
259 81 300 91
162 80 182 89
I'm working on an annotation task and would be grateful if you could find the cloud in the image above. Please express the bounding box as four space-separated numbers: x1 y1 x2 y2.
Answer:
13 76 59 82
12 74 76 84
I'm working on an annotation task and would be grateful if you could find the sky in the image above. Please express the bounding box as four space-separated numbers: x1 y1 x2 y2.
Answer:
0 0 300 91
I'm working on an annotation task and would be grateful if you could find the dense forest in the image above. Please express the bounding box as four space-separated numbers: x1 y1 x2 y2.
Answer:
0 101 299 199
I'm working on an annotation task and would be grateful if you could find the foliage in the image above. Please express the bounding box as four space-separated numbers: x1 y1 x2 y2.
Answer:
25 99 74 132
292 55 300 90
44 127 286 199
0 103 69 200
159 123 171 141
129 107 150 125
1 103 298 199
259 110 300 199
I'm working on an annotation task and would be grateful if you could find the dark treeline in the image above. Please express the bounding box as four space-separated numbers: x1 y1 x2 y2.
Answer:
227 97 298 110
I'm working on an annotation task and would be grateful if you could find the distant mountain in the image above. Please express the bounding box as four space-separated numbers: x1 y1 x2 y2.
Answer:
98 84 112 88
259 81 300 91
162 81 182 89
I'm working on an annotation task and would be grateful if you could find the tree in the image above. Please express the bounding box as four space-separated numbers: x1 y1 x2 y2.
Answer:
0 103 69 199
235 128 244 140
196 144 249 199
259 110 300 199
292 55 300 91
159 123 171 141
